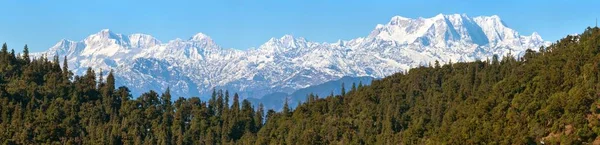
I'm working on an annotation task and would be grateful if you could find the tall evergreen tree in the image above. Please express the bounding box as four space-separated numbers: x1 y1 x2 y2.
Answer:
358 81 363 88
232 93 240 114
62 56 72 81
1 43 7 56
341 83 346 96
22 44 30 63
282 97 290 116
255 103 264 129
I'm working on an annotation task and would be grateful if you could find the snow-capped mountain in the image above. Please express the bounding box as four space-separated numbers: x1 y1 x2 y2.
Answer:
37 13 550 99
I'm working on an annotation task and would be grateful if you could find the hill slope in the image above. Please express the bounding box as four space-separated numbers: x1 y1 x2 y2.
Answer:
256 27 600 144
1 27 598 144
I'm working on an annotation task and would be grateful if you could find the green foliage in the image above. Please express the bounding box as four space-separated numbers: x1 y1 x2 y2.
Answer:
2 27 600 144
0 49 262 144
252 27 600 144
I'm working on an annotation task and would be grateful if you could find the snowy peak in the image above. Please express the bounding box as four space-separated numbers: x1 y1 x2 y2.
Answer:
45 39 84 57
530 32 542 41
261 34 310 52
99 29 114 35
83 29 127 46
97 29 113 36
52 39 75 49
37 13 549 101
278 35 308 47
86 29 161 48
472 15 518 43
188 33 219 49
80 29 138 56
46 30 161 58
369 14 542 48
269 34 307 43
86 29 122 41
388 16 411 25
432 13 445 19
473 15 506 28
280 34 296 41
485 15 503 23
189 33 214 42
186 33 222 56
128 33 161 48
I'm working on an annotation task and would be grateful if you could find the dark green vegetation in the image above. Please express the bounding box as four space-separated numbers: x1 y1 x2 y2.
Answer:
3 27 600 144
0 44 265 144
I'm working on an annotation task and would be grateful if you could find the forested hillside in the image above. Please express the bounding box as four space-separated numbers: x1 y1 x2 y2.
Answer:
0 43 264 144
260 27 600 144
2 27 600 144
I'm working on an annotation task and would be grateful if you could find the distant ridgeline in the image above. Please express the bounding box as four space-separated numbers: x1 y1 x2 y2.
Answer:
248 76 374 111
3 27 600 144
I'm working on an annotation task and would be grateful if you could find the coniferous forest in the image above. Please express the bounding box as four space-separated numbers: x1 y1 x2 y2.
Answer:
3 27 600 144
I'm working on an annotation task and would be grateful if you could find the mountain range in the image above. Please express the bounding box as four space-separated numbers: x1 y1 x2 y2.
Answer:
35 13 550 101
248 76 374 110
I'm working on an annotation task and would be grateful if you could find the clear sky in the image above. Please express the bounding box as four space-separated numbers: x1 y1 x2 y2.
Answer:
1 0 599 52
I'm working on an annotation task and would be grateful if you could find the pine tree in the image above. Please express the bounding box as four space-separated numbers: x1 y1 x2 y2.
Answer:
116 86 130 109
341 83 346 96
1 43 7 56
282 97 290 117
22 45 30 63
62 56 72 81
225 90 230 108
52 55 60 71
9 49 14 59
255 103 264 129
358 81 363 88
103 70 116 115
160 88 173 145
232 93 240 115
161 88 172 109
217 90 224 116
0 43 8 72
241 100 255 132
106 70 115 95
209 88 217 115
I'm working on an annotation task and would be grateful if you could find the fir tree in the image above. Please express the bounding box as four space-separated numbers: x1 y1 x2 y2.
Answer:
22 45 29 63
341 83 346 96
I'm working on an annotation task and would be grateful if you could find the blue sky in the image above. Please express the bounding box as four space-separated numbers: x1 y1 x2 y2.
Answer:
1 0 598 52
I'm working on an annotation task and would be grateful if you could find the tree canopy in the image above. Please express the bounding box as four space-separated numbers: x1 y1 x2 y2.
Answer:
3 27 600 144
